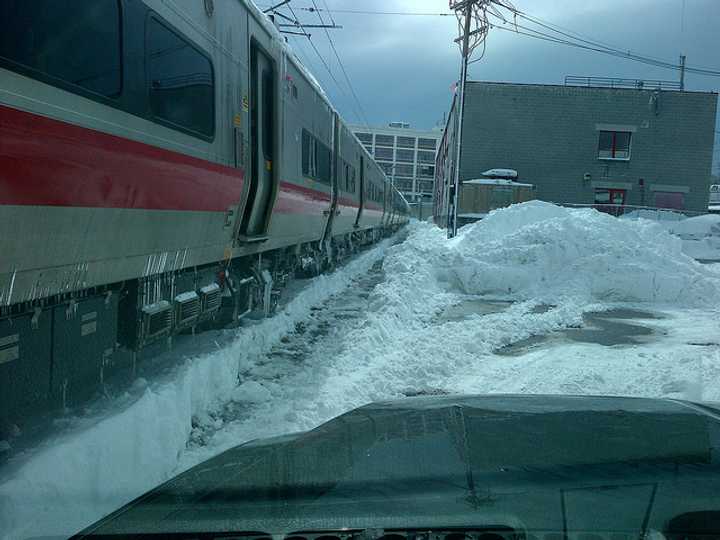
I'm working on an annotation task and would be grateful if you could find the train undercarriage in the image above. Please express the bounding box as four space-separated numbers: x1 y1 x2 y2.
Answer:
0 225 397 446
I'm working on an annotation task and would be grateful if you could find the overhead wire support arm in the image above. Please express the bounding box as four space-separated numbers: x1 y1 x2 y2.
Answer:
277 23 343 29
263 0 291 14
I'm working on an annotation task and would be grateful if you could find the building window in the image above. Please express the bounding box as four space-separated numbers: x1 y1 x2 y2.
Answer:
417 164 435 178
418 138 437 150
355 132 372 144
394 163 414 177
598 131 631 160
654 191 684 210
375 134 394 147
395 149 414 163
0 0 122 98
395 179 413 191
374 147 393 160
594 188 626 205
396 136 416 149
417 150 435 164
147 18 215 137
378 162 393 175
418 180 434 192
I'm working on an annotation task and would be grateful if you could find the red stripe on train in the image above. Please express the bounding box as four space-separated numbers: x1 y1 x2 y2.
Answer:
0 104 377 215
0 104 245 211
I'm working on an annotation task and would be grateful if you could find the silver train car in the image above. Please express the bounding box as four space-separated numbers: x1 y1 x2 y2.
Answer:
0 0 409 431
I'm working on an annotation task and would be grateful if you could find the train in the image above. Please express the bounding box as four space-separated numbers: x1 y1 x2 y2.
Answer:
0 0 409 434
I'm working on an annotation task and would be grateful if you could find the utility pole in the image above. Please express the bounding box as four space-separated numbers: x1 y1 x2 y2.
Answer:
447 0 503 237
679 54 686 90
448 1 473 237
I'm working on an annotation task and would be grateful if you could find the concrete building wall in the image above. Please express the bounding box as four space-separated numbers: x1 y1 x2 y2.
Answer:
458 82 718 213
349 123 442 219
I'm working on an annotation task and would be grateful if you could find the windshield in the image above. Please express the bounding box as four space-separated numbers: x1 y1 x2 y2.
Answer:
0 1 718 540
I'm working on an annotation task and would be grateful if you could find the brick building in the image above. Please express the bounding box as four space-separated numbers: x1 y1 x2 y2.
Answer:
434 80 718 225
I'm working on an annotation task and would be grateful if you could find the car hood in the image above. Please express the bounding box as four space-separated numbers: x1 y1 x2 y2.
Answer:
77 394 720 537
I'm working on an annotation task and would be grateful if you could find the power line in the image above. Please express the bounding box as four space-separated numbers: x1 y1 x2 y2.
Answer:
308 0 372 129
489 2 720 77
284 2 351 104
295 7 454 16
487 15 720 78
274 4 720 77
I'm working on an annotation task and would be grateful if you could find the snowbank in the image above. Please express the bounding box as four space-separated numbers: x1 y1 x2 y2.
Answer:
0 240 391 540
622 212 720 261
443 201 720 306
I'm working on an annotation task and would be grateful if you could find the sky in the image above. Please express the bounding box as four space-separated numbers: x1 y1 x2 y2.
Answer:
264 0 720 174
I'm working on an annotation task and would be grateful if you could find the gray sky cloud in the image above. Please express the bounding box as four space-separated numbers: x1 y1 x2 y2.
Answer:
271 0 720 172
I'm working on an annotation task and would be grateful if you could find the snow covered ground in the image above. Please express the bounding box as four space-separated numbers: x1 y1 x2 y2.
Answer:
3 201 720 540
623 211 720 261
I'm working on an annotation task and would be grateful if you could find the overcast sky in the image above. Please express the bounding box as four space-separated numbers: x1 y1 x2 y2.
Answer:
269 0 720 173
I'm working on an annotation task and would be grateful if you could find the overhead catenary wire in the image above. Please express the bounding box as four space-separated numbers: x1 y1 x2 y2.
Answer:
272 4 720 78
281 0 366 127
308 0 372 130
487 15 720 78
488 1 720 77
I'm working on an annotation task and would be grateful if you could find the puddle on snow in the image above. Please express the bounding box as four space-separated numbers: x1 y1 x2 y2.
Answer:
495 308 662 356
439 298 514 322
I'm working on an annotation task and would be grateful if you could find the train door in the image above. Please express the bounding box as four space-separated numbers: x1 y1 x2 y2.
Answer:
354 155 365 228
321 113 341 245
238 44 276 240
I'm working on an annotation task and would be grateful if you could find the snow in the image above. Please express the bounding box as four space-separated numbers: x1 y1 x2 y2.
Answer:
0 239 392 540
625 212 720 261
3 202 720 540
448 201 720 306
175 291 198 303
463 178 533 187
482 168 518 178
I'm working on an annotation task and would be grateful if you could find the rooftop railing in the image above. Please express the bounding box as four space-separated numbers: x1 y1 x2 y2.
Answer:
564 76 682 90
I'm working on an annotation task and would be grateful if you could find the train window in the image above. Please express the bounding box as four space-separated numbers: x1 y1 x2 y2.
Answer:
262 69 273 158
302 129 319 178
317 142 332 185
147 18 214 138
0 0 122 97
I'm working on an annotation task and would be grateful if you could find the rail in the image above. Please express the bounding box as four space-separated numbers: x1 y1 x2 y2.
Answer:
561 203 708 220
564 76 682 91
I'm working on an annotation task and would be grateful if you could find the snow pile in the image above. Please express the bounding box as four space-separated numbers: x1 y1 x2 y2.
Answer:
179 202 720 465
443 201 720 306
0 240 391 540
665 214 720 261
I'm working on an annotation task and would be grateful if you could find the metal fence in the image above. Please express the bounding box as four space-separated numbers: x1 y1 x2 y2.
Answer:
564 76 682 91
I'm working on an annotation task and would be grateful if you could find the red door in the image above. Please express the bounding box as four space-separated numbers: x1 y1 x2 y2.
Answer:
594 188 626 215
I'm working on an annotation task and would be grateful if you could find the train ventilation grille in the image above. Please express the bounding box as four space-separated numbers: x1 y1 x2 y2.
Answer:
174 291 200 328
141 300 173 340
199 283 222 318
